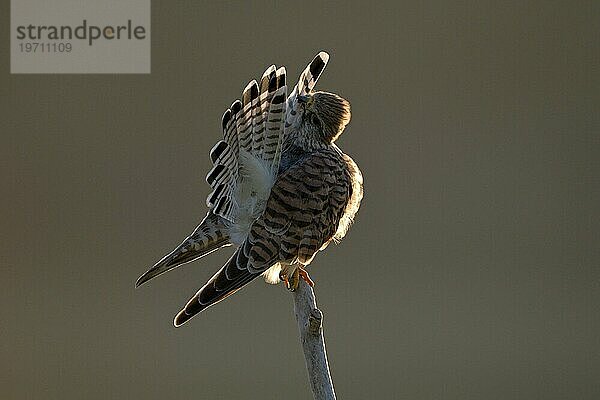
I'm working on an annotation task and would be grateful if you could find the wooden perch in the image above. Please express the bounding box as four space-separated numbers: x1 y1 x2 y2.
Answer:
292 280 336 400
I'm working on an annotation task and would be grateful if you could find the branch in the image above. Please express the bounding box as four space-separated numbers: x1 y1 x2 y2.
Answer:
292 279 336 400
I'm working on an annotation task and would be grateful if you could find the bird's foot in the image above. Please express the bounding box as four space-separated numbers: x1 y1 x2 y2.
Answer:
280 268 300 292
298 267 315 287
282 267 315 292
279 271 290 290
280 267 314 291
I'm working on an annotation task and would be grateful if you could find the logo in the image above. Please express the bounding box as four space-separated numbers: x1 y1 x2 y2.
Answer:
11 0 151 74
16 20 147 47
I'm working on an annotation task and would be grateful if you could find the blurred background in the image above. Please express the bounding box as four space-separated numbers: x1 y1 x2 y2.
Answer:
2 1 598 399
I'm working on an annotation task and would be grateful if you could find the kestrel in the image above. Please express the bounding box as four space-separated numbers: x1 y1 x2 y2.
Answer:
136 52 363 326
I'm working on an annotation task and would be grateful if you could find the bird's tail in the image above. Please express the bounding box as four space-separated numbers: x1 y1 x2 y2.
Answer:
135 212 231 287
174 243 259 327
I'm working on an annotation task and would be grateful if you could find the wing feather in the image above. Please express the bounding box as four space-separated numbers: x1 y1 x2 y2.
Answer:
173 148 355 326
246 148 352 273
206 64 288 222
285 52 330 133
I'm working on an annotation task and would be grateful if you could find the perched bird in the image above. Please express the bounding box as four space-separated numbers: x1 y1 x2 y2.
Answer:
136 52 363 327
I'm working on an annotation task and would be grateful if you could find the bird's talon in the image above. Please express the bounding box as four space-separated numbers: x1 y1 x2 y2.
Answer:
298 267 315 287
279 272 291 290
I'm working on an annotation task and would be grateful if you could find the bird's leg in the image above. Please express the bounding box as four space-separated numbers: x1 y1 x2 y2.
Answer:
287 266 315 291
279 271 290 290
298 266 315 287
281 266 314 291
287 268 300 292
288 268 301 292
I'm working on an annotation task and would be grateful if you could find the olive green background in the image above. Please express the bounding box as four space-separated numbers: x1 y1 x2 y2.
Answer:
2 1 599 399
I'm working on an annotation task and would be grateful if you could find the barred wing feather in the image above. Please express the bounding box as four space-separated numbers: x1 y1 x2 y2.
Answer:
285 51 329 134
206 64 288 224
137 52 332 289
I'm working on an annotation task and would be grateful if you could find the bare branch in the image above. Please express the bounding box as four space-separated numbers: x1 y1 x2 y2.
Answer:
292 280 336 400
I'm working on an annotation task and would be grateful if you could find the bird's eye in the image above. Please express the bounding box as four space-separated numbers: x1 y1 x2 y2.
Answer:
310 114 321 127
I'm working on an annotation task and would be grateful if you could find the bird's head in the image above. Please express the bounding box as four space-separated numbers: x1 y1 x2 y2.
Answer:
297 91 351 144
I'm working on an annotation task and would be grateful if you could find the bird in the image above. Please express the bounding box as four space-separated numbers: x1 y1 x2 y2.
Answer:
135 52 363 327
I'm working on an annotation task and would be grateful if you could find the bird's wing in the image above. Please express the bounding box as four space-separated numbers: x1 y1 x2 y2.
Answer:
135 212 231 287
137 66 288 286
285 51 330 135
247 148 352 269
206 66 287 221
174 149 352 326
137 53 332 290
204 52 330 235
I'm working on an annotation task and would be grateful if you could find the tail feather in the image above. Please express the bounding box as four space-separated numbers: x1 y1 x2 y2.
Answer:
135 213 231 287
173 249 259 327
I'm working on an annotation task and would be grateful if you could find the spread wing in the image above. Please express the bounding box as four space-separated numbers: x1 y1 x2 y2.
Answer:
208 51 331 224
206 66 287 221
137 53 332 289
174 149 352 326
